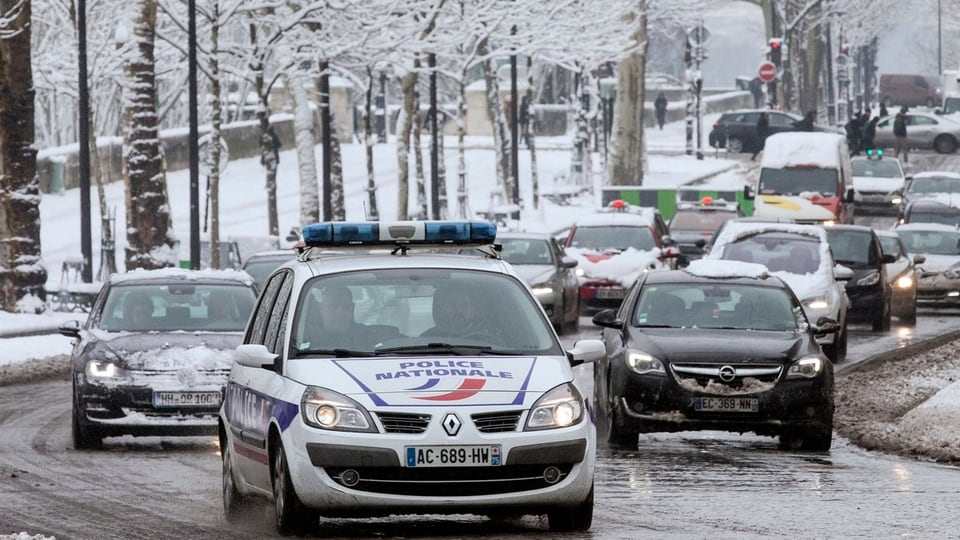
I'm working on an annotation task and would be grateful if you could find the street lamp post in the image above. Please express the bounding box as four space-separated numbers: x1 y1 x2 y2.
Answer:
188 0 200 270
77 0 92 282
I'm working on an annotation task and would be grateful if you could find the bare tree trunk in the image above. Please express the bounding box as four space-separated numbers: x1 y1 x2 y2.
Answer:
284 65 319 227
456 79 471 219
479 38 513 202
123 0 174 271
330 113 345 220
250 23 279 237
363 67 380 220
0 0 45 312
413 72 428 220
207 4 224 269
526 57 539 210
609 8 648 186
396 70 417 219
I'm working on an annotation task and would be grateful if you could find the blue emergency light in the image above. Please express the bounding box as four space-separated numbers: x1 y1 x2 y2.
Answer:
301 220 497 247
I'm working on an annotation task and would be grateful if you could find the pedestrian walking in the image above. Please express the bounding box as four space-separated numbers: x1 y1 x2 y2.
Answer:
893 106 909 163
879 102 889 118
654 92 668 130
748 77 764 109
845 113 862 155
793 110 816 131
862 116 879 153
519 96 531 147
751 111 769 161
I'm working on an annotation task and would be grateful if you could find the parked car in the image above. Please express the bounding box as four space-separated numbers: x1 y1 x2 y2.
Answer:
897 171 960 222
876 229 924 325
57 268 258 449
667 197 744 261
893 222 960 306
879 73 942 108
591 259 837 451
241 249 296 288
219 220 605 534
563 200 680 313
873 111 960 154
824 225 896 331
708 109 833 154
497 231 581 333
850 152 906 215
706 221 852 362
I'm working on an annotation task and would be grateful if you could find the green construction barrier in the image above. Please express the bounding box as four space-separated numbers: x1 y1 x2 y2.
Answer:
601 186 754 220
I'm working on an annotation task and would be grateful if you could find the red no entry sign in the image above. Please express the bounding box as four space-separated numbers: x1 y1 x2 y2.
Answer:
758 62 777 82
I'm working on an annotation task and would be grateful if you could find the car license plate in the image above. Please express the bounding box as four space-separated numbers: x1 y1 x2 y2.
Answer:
596 288 625 299
405 445 502 467
694 396 758 412
153 391 222 408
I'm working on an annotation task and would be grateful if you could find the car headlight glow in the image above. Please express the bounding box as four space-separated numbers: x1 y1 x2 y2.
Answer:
301 386 376 432
895 274 914 289
803 295 830 311
576 268 585 277
891 196 902 205
525 383 584 430
787 356 824 379
85 360 127 380
531 285 554 296
625 350 665 375
857 271 880 287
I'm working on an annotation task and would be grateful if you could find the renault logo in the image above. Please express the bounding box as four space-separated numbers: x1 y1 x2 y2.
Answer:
441 413 462 436
718 365 737 382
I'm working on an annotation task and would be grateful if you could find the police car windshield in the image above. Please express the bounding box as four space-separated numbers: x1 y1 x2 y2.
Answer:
291 268 562 355
852 159 902 178
570 225 656 251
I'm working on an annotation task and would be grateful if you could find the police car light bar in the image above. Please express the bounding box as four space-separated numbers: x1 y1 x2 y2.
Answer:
301 220 498 247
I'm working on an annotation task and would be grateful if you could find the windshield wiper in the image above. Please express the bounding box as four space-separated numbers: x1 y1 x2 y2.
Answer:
635 324 675 328
295 348 372 358
374 343 504 356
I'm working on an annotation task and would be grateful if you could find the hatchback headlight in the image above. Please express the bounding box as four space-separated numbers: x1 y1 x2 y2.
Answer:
531 284 554 296
895 274 914 289
803 295 830 311
625 350 665 375
857 271 880 287
787 356 824 379
525 383 584 430
301 387 376 432
85 360 129 380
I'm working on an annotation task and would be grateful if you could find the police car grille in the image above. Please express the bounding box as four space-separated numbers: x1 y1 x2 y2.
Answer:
472 411 522 432
326 464 574 496
376 412 431 433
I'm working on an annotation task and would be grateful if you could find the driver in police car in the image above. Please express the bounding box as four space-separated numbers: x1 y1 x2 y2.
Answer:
420 286 486 338
314 286 371 349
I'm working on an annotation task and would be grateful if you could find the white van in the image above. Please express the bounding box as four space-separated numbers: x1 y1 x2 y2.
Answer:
753 132 855 225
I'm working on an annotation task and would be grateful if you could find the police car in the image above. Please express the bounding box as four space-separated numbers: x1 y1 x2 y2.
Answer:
667 196 743 260
219 220 605 535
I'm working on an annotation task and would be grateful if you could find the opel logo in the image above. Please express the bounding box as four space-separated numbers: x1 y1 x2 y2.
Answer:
718 365 737 382
441 413 462 436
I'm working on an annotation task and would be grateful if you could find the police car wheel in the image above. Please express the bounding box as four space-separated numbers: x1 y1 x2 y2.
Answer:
222 442 248 521
547 485 594 531
273 443 318 536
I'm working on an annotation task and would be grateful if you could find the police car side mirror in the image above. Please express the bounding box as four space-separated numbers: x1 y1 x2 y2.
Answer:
235 344 279 371
565 339 606 366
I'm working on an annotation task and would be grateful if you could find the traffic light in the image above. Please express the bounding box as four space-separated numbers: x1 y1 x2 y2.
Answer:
769 38 783 68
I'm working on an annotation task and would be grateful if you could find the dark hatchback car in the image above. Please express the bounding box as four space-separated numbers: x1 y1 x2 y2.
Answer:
57 268 258 449
591 260 837 451
876 229 924 325
667 198 744 261
899 199 960 226
825 225 897 331
708 109 831 154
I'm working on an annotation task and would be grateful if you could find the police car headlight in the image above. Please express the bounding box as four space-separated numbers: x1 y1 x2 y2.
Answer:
625 350 665 375
857 271 880 287
803 295 830 311
787 356 824 379
525 383 584 430
301 387 377 432
85 360 129 380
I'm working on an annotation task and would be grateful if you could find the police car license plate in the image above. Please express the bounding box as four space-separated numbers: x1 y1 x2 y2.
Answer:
405 445 502 467
153 391 222 408
694 397 758 412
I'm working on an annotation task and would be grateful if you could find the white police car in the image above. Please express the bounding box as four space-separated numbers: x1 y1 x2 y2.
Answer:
219 220 605 535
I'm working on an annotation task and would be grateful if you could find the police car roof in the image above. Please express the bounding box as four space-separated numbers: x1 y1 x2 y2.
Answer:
295 250 515 276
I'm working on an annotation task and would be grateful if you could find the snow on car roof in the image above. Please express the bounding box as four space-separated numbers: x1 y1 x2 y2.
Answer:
760 132 846 169
684 259 770 279
109 267 255 285
911 171 960 179
574 209 656 227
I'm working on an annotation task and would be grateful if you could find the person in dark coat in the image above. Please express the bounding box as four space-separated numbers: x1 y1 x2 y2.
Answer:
862 116 879 153
845 113 862 155
793 110 815 131
893 106 909 163
519 96 531 146
751 111 770 161
879 102 889 118
654 92 668 130
748 77 764 108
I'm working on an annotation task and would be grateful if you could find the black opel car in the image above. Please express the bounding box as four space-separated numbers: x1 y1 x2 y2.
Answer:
57 268 257 449
591 260 837 451
825 225 896 331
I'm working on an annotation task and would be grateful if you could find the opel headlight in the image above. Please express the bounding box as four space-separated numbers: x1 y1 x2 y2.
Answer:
301 386 377 432
895 274 914 289
85 360 129 380
857 271 880 287
531 285 555 296
787 356 824 379
803 295 831 311
525 383 584 430
625 350 665 376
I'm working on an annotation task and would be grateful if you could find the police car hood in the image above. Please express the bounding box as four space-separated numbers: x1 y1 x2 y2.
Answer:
287 356 571 408
80 331 241 370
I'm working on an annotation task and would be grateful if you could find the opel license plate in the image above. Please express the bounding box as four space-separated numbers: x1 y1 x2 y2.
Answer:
405 445 502 467
694 397 758 412
596 288 625 299
153 391 222 408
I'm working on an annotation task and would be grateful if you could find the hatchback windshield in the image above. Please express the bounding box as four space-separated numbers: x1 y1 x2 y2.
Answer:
896 229 960 256
633 283 800 331
759 168 839 197
906 177 960 194
826 229 875 265
292 268 561 355
720 233 822 274
569 225 656 251
852 159 902 178
100 283 256 332
498 238 555 265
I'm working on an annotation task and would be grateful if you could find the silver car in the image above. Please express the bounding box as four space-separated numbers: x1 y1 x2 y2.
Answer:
873 111 960 154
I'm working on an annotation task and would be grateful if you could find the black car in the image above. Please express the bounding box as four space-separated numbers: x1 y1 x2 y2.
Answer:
592 260 838 451
57 268 258 449
708 109 832 154
899 199 960 226
667 198 744 261
240 249 295 288
825 225 896 331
